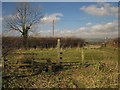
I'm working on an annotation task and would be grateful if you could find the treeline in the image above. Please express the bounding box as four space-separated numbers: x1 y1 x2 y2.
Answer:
2 36 85 49
113 37 120 47
107 37 120 47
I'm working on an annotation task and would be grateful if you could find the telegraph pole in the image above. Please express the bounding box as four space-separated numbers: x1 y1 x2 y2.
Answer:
52 19 54 37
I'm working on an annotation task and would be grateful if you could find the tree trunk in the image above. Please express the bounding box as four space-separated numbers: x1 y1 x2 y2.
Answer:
22 29 28 49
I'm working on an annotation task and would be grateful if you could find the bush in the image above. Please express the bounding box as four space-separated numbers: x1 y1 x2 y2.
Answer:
52 64 63 72
2 36 85 49
22 57 32 64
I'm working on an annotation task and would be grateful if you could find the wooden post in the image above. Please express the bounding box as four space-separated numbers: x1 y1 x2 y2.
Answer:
60 50 63 60
81 48 84 63
32 52 34 73
57 39 60 63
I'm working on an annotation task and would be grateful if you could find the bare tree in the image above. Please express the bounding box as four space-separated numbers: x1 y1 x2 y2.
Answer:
4 2 43 49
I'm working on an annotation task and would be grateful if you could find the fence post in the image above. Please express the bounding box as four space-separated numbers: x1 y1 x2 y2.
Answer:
32 52 34 73
57 39 60 63
60 49 63 60
81 48 84 64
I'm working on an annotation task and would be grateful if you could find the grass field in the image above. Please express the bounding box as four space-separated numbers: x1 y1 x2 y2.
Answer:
2 46 119 88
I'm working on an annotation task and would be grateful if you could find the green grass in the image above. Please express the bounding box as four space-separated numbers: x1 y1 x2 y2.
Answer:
2 46 119 88
6 46 118 63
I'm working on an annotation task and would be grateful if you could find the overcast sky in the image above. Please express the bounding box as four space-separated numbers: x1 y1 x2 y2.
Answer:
2 2 119 39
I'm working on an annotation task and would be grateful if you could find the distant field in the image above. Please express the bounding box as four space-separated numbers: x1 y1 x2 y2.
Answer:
2 46 119 88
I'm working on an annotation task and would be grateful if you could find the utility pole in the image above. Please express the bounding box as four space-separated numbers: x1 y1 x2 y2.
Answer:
52 19 54 37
